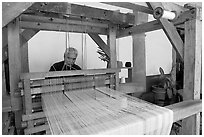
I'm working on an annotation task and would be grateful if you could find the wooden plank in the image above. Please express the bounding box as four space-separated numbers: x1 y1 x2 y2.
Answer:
117 20 162 38
23 79 34 128
172 46 177 90
172 9 196 26
20 21 107 35
2 27 8 62
21 80 111 95
2 2 34 27
20 14 108 28
108 25 117 68
102 2 153 14
132 11 148 94
2 63 12 112
147 2 184 62
182 13 202 135
28 2 71 14
184 3 202 21
88 33 110 57
21 42 29 73
19 75 96 88
7 18 22 111
22 118 47 128
108 25 119 90
119 82 144 94
2 27 8 48
160 19 184 62
20 29 40 46
20 68 120 80
3 28 38 63
24 124 49 135
2 112 10 134
29 85 64 95
165 100 202 122
30 2 135 25
3 28 39 48
22 112 45 121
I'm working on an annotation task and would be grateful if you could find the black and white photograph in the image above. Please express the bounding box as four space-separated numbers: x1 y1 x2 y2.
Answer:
1 1 202 135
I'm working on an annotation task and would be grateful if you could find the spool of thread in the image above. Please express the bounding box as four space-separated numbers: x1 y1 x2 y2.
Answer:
153 7 176 20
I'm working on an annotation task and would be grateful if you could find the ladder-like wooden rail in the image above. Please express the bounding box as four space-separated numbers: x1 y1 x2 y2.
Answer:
165 99 202 122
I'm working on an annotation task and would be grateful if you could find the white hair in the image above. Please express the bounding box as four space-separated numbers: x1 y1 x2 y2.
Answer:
64 47 78 56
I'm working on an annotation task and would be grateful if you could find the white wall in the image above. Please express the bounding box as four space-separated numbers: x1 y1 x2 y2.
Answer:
28 31 107 72
146 30 172 75
28 29 172 76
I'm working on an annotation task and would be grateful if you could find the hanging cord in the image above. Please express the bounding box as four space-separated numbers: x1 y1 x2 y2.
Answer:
84 32 87 69
81 32 84 69
117 38 119 61
62 17 72 71
116 24 120 67
81 17 88 69
65 32 67 49
67 32 70 48
84 23 87 69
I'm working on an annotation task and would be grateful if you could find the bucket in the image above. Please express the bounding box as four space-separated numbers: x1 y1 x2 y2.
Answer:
152 85 166 106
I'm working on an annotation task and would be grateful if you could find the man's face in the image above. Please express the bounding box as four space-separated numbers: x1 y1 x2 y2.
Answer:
64 52 77 66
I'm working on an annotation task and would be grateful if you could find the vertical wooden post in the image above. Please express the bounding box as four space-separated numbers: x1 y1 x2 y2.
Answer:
132 11 148 95
2 27 8 62
108 25 119 89
8 18 22 132
23 79 34 130
21 43 29 73
172 48 176 87
182 7 201 135
108 25 117 68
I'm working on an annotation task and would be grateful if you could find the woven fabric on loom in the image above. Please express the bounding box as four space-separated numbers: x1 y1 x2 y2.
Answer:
42 88 173 135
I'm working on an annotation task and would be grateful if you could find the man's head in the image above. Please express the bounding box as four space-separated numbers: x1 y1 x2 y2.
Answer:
64 47 78 66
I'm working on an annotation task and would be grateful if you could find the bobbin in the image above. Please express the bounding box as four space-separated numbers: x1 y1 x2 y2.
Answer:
153 7 177 20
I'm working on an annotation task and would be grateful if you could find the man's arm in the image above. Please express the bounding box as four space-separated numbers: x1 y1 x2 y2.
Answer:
74 64 81 70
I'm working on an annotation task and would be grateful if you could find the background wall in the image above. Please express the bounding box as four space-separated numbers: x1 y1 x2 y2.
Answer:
28 32 107 72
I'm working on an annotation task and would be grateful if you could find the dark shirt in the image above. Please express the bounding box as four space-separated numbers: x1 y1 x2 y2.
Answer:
49 61 81 71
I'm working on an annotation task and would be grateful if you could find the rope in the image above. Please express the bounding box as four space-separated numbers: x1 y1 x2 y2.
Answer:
82 33 84 69
84 33 87 69
81 18 88 69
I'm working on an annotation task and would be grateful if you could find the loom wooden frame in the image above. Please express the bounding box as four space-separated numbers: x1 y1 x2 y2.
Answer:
20 69 119 134
2 2 202 135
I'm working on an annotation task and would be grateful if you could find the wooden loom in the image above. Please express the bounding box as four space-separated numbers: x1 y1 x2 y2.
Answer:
19 68 201 135
2 2 202 135
19 68 173 135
